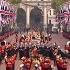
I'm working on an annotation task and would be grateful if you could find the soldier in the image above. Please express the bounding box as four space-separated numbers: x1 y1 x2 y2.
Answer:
45 57 52 70
56 56 67 70
1 41 6 59
32 58 40 70
5 57 13 70
40 57 52 70
61 57 67 70
0 41 6 63
24 58 32 70
34 63 41 70
5 55 16 70
39 55 45 63
32 47 39 58
0 46 2 63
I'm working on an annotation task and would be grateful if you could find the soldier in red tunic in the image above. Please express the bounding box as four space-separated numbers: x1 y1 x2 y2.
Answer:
22 58 32 70
5 58 13 70
61 58 67 70
56 57 67 70
11 55 16 70
0 41 6 63
0 46 2 63
40 57 52 70
32 47 39 58
1 41 6 60
5 55 16 70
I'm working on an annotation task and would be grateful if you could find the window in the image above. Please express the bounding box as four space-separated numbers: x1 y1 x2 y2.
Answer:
10 10 13 13
50 10 51 15
49 20 51 24
1 6 3 10
5 6 7 11
53 10 56 15
3 6 4 10
1 14 4 18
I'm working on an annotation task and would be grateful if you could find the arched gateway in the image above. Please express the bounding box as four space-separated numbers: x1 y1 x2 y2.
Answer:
16 0 51 32
30 7 43 31
16 8 26 32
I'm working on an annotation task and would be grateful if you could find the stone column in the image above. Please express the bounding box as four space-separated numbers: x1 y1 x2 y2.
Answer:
60 24 63 33
26 6 30 29
43 6 47 31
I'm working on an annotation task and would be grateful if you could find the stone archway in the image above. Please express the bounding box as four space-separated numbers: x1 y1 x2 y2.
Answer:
16 8 26 32
30 7 43 31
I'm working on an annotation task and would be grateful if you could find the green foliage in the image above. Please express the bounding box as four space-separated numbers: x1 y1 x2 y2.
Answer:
11 0 21 5
52 0 65 11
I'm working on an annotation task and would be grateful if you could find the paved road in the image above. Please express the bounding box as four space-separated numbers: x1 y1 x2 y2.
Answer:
0 33 70 70
50 33 68 49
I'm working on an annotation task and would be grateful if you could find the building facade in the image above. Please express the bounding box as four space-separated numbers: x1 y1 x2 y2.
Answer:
0 0 16 34
47 8 58 33
16 0 52 31
16 0 58 32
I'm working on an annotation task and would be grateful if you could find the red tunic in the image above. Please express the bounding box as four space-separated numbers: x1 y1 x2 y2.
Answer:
6 59 13 70
24 59 32 69
61 62 67 69
56 58 67 70
0 47 2 53
6 61 13 68
32 48 38 57
41 61 51 70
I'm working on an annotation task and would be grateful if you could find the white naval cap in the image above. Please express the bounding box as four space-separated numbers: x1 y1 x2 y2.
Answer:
35 64 39 67
67 41 70 45
58 46 60 48
20 64 24 67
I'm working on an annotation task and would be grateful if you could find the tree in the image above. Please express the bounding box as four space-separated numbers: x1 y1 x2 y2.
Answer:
8 0 21 4
51 0 66 11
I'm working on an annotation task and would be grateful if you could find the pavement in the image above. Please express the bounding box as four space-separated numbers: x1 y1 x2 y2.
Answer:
0 32 70 70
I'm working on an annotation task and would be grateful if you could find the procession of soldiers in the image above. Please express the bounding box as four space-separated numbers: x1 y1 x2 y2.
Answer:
0 31 70 70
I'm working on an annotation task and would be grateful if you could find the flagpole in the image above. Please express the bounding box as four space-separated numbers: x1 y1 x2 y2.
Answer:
68 1 69 23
